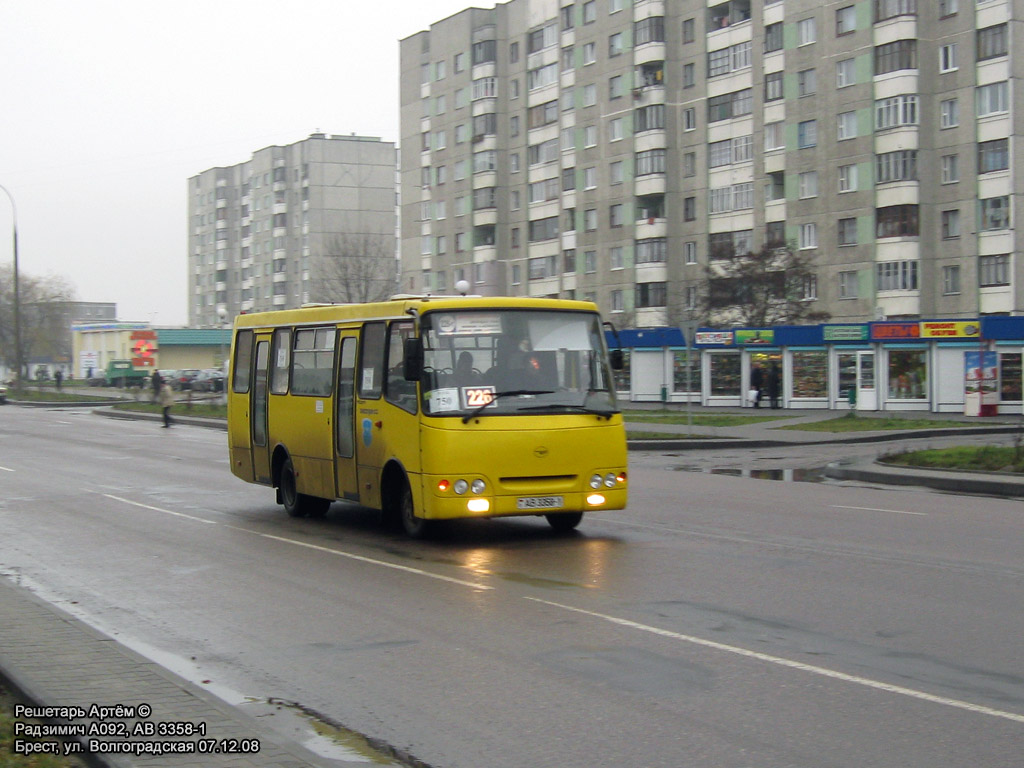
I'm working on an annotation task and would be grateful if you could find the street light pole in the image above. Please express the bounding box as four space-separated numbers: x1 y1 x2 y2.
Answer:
0 184 21 390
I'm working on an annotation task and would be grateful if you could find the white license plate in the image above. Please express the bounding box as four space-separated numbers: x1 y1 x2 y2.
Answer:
516 495 564 510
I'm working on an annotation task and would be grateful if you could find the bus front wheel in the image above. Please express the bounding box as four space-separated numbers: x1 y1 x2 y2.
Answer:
546 512 583 532
399 483 432 539
279 457 330 518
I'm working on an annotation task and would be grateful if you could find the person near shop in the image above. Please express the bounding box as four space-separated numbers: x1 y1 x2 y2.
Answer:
158 382 175 428
767 362 781 409
750 363 764 408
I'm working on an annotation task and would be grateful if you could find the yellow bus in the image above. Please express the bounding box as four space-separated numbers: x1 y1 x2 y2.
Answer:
226 295 627 537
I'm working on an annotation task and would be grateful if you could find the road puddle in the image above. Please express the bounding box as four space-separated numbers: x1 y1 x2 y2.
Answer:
266 699 407 765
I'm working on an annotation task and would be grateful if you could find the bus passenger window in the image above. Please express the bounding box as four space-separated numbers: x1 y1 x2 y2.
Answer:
385 322 417 414
292 327 336 396
232 329 253 393
271 328 291 394
358 322 386 399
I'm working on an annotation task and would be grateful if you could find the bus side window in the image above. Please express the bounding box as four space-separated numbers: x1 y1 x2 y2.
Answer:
232 329 254 393
385 321 417 414
271 328 291 395
358 322 386 399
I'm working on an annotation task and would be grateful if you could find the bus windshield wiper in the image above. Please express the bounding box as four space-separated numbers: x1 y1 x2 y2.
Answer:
462 390 554 423
515 403 616 419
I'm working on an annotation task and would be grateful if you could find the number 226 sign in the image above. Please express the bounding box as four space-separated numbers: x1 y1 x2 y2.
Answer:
462 386 496 408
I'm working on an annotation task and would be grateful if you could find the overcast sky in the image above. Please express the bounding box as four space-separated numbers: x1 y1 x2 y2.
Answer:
0 0 486 325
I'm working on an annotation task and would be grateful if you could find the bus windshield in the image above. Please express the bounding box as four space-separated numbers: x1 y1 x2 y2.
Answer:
420 309 618 418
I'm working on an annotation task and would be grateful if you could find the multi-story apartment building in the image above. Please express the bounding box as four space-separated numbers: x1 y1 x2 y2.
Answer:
189 133 397 327
399 0 1022 327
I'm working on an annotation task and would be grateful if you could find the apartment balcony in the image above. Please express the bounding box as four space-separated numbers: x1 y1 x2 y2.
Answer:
472 134 498 152
216 197 227 208
473 245 497 262
634 174 666 197
273 295 287 306
875 182 919 208
631 84 665 105
273 202 287 215
473 171 497 189
634 130 667 153
273 272 288 283
633 0 665 19
635 218 667 239
216 259 227 271
633 42 666 66
215 219 227 229
473 208 498 226
472 98 498 117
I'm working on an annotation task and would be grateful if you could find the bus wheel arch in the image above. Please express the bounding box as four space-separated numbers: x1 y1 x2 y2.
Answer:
381 461 431 539
273 447 330 519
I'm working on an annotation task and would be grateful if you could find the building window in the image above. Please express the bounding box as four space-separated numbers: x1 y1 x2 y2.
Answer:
708 89 753 123
978 138 1009 174
764 121 785 151
636 104 665 132
797 120 817 148
874 40 917 75
837 111 858 140
683 107 696 131
635 149 667 176
941 209 960 239
838 217 858 246
635 281 667 308
836 58 855 87
838 270 859 299
939 43 958 72
583 0 596 24
684 197 696 221
875 0 917 23
942 265 961 295
875 150 917 183
836 5 856 34
764 71 783 102
634 16 665 45
876 260 919 292
797 68 816 97
875 94 918 129
636 237 667 263
939 0 957 16
799 223 818 249
977 24 1008 61
684 241 697 264
977 82 1009 117
941 154 959 184
940 98 959 128
610 289 623 313
979 254 1009 287
797 17 816 46
980 197 1010 231
683 18 695 43
610 204 624 228
798 171 818 199
876 205 919 238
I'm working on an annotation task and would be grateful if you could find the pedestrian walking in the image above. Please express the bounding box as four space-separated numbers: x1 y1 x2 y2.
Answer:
54 369 63 391
767 362 781 409
158 382 175 428
151 369 163 403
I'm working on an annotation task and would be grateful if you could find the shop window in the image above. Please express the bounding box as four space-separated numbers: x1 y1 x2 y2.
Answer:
709 352 741 396
999 353 1021 401
673 350 703 393
887 350 926 399
791 351 827 398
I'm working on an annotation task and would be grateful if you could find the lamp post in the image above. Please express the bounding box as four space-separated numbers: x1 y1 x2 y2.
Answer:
0 184 21 389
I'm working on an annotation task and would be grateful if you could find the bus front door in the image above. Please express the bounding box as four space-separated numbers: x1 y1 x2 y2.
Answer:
251 338 272 484
334 334 359 501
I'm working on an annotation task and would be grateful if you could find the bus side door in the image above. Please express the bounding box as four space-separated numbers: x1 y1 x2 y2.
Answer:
334 333 359 501
251 336 272 484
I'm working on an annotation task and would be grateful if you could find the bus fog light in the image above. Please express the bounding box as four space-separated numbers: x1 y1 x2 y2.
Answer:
589 474 603 489
467 498 490 513
471 479 486 494
437 480 450 492
604 473 616 488
586 494 606 506
453 479 469 495
616 472 627 484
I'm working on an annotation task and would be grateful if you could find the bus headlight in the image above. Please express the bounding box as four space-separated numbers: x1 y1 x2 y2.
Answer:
471 479 486 494
467 498 490 513
589 473 603 489
586 494 606 506
453 479 469 495
604 473 617 488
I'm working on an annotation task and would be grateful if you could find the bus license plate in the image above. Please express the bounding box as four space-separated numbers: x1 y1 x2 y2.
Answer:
517 496 564 510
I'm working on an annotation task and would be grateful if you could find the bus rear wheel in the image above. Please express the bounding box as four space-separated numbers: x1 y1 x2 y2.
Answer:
546 511 583 532
399 483 432 539
279 457 330 518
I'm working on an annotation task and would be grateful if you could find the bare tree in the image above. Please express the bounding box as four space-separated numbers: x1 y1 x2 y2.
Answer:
688 243 830 327
0 266 76 377
311 233 398 305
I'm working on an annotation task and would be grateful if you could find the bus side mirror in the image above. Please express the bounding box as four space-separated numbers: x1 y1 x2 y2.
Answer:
610 349 624 370
403 337 423 381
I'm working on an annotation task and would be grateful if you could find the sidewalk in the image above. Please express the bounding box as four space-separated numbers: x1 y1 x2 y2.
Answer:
0 580 382 768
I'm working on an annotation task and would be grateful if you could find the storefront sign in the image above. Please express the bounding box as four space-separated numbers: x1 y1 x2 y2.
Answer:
871 322 920 340
695 331 733 346
920 321 980 339
823 325 868 342
735 329 774 345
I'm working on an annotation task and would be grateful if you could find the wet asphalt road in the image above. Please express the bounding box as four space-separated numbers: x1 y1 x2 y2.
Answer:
2 406 1023 768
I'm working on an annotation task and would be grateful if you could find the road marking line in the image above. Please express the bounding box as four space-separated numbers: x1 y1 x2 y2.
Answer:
250 531 493 591
524 597 1024 725
0 466 14 472
102 494 218 524
832 504 927 516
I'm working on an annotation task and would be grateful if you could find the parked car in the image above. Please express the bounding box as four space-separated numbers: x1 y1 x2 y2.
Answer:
172 369 201 390
191 369 225 393
0 382 7 404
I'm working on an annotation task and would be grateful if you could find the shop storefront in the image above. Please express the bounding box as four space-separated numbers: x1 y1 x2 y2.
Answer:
609 317 1024 414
